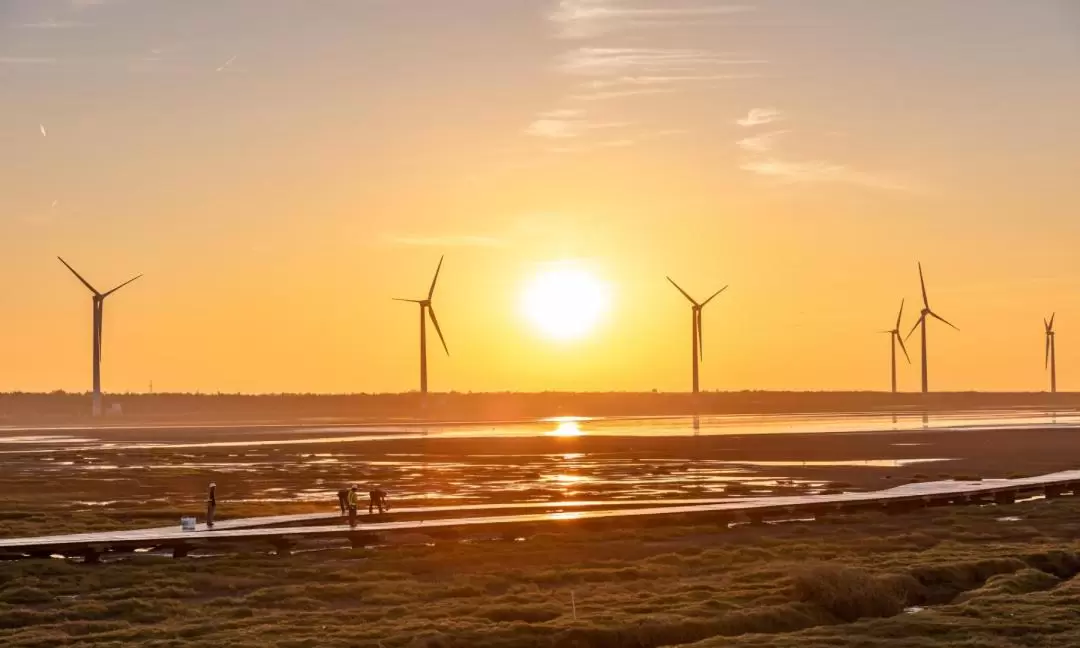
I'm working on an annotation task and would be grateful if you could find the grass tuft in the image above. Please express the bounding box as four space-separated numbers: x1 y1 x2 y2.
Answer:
791 564 906 622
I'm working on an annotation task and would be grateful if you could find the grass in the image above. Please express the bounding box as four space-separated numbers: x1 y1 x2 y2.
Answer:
5 496 1080 646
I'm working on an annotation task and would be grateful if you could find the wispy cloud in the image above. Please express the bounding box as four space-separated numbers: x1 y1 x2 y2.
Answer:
385 235 505 248
19 19 85 29
548 128 684 153
216 55 238 73
531 1 758 154
70 0 120 8
583 72 759 89
568 87 677 102
736 107 783 127
741 159 913 192
551 1 754 39
525 109 631 139
0 57 56 64
559 47 759 76
736 129 788 152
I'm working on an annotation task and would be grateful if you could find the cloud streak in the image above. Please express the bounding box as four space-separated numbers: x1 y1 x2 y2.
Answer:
385 235 505 248
736 107 783 127
740 159 913 192
525 110 631 139
736 129 788 152
551 0 753 39
20 19 85 29
0 57 56 64
531 0 758 154
559 47 760 76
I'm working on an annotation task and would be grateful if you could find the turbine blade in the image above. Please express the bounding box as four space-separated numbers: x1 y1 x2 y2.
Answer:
895 298 905 330
928 310 958 331
1045 317 1050 333
700 285 729 307
1046 334 1051 369
427 255 444 301
393 298 424 303
101 274 142 298
918 262 929 308
896 331 911 363
905 314 925 341
666 277 697 305
427 306 449 356
1050 312 1056 331
57 257 100 295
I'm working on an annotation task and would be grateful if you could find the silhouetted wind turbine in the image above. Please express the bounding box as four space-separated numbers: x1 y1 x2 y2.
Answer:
666 277 728 394
1045 314 1057 393
395 256 449 394
883 299 910 393
58 257 142 416
905 263 957 394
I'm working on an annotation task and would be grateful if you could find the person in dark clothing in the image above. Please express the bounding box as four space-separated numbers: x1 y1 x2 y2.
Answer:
337 488 349 515
369 488 388 515
206 482 217 529
347 485 360 528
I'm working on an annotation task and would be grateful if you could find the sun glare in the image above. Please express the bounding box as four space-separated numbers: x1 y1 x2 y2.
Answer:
522 263 610 341
548 420 585 437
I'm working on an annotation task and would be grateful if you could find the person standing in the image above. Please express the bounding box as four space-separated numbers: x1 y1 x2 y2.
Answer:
337 488 349 515
206 482 217 530
347 485 360 528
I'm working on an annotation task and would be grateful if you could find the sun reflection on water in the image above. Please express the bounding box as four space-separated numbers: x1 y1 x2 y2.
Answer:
548 421 584 437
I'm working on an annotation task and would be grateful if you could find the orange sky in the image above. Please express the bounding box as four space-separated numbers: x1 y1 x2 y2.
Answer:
2 1 1080 393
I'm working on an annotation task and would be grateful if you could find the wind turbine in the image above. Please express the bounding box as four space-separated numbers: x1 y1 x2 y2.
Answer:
905 263 957 394
666 277 728 394
883 299 910 393
395 256 449 394
1045 314 1057 393
58 257 142 416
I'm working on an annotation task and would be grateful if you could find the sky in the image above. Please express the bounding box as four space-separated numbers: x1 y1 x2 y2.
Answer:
2 0 1080 394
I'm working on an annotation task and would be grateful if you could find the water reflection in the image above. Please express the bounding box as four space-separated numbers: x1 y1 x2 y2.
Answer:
548 420 584 437
6 409 1080 453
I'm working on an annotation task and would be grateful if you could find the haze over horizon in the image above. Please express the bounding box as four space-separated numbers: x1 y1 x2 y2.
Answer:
3 1 1080 394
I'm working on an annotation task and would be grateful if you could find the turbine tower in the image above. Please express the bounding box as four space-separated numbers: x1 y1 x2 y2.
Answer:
58 257 142 416
905 262 957 394
666 277 728 394
883 299 910 393
1045 314 1057 393
395 255 449 394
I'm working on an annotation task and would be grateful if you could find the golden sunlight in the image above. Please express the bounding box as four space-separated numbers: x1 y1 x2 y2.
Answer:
547 420 585 437
521 263 610 341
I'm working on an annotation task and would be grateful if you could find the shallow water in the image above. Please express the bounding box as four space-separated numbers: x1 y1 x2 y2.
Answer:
0 409 1069 512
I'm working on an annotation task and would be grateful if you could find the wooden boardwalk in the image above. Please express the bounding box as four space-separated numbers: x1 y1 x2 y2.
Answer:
3 470 1079 562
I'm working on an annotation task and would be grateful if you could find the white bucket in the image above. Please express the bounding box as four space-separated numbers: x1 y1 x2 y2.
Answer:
180 516 197 531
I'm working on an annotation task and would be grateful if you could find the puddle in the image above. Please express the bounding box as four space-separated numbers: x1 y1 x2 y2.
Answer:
997 516 1022 522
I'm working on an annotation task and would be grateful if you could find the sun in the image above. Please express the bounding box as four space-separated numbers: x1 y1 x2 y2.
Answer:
521 263 610 341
